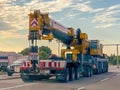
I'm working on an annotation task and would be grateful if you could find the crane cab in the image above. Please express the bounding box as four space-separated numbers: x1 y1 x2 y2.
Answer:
90 40 103 56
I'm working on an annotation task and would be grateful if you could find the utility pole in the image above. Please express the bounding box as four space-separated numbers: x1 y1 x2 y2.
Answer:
103 44 120 68
116 44 119 68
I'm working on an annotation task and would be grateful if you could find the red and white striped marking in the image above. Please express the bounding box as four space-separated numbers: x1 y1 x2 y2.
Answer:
31 18 38 27
23 61 32 67
22 60 66 70
39 60 66 70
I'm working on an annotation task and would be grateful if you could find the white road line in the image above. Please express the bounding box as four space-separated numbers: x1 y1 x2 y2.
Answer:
75 87 85 90
101 78 109 82
0 83 36 90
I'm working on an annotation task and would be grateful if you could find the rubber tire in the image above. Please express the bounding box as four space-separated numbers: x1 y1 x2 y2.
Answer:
32 75 42 80
75 67 80 80
90 67 93 77
63 68 70 83
105 63 108 73
7 72 13 76
87 67 91 77
20 74 33 82
96 69 100 74
93 69 97 75
83 67 91 77
70 67 75 81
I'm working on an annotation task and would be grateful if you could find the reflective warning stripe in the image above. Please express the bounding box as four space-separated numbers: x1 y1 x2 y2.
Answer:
23 61 32 67
39 60 66 70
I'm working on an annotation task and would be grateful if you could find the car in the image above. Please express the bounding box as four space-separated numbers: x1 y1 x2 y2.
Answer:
7 59 28 76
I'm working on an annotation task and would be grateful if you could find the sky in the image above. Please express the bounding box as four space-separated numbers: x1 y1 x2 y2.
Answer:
0 0 120 55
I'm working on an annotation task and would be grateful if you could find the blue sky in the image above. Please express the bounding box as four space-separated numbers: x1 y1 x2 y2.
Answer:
0 0 120 55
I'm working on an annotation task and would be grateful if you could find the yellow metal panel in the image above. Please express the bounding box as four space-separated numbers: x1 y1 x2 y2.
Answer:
42 13 50 26
67 28 74 36
90 49 98 55
80 33 88 40
42 33 53 41
29 13 42 31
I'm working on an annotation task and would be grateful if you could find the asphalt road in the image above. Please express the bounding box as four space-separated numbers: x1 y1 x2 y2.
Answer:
0 66 119 90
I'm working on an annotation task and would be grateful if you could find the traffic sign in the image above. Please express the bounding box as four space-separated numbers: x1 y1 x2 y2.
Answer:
29 52 39 60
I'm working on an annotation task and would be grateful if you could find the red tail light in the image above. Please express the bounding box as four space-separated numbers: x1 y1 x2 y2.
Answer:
23 62 26 67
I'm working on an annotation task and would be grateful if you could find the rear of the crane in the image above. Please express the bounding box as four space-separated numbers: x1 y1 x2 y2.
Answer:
20 10 80 82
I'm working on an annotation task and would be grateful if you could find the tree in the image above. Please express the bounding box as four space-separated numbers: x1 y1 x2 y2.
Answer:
20 46 52 59
109 54 120 65
39 46 52 59
20 48 29 55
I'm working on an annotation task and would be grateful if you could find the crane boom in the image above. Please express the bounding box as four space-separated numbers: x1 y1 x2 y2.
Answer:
29 10 74 45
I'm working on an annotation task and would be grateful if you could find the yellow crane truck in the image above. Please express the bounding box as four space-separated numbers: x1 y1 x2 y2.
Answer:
20 10 108 82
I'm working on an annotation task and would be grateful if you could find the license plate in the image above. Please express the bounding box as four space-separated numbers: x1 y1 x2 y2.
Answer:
40 70 50 74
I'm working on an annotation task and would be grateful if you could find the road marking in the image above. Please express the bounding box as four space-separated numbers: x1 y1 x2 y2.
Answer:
101 78 109 82
75 87 85 90
0 83 36 90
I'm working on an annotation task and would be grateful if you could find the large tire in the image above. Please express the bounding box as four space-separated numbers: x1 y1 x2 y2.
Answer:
87 67 91 77
90 67 93 77
96 69 100 74
93 69 99 75
32 75 42 80
63 68 70 83
75 67 80 80
20 74 33 82
7 72 13 76
105 62 108 73
98 62 102 74
70 67 75 81
83 67 91 77
102 62 106 73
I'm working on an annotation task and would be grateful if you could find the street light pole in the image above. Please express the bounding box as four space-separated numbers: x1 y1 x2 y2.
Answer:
103 44 120 68
116 44 119 68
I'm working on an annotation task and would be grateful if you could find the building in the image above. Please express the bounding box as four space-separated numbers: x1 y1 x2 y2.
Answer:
0 51 28 69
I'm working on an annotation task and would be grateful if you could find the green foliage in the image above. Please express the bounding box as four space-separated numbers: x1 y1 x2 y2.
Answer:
20 46 52 59
39 46 52 59
20 48 29 55
108 55 120 65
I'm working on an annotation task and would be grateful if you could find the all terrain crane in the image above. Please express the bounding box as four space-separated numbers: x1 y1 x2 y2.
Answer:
20 10 108 82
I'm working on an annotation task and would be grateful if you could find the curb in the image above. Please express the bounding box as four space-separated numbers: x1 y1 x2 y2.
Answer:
0 76 20 80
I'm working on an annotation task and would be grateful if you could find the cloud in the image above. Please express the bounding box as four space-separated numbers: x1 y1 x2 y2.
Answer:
95 24 115 28
91 8 105 13
107 4 120 11
73 1 92 12
72 1 104 13
93 10 120 23
0 30 26 39
25 0 73 13
0 19 15 30
0 0 73 39
92 4 120 28
0 1 30 39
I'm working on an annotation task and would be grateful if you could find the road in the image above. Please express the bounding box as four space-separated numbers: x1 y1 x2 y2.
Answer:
0 66 119 90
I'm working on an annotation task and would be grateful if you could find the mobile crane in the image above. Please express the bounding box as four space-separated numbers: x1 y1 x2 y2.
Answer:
20 10 108 82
